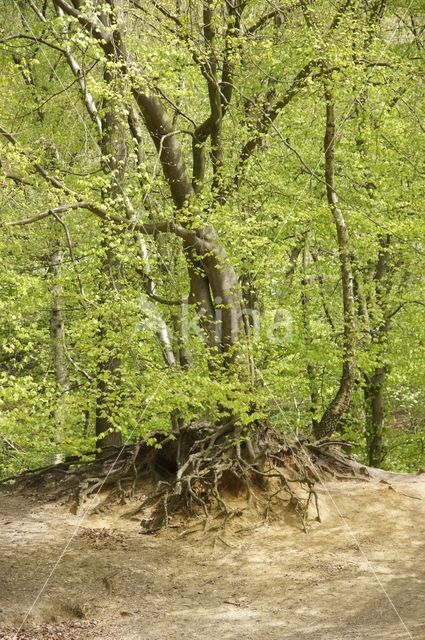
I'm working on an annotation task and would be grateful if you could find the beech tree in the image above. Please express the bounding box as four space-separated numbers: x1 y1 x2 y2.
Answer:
0 0 424 512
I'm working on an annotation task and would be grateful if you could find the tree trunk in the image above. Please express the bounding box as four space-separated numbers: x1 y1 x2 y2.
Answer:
95 343 122 450
301 236 320 433
49 242 69 461
52 0 248 369
360 236 392 466
94 51 128 450
365 367 386 467
315 87 356 439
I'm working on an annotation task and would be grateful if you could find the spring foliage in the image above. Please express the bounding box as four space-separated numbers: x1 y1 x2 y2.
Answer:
0 0 424 474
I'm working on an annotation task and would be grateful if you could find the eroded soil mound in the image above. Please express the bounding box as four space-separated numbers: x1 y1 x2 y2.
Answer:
1 471 425 639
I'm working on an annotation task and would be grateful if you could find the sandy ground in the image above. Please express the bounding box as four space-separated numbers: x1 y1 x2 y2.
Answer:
1 472 425 640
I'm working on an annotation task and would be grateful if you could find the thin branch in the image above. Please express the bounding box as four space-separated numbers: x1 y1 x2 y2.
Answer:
51 0 112 43
0 126 78 198
2 201 89 227
387 300 425 321
0 34 67 54
2 198 209 251
63 345 94 381
50 210 88 302
129 0 182 27
245 1 308 35
54 5 103 136
232 59 319 192
29 0 47 22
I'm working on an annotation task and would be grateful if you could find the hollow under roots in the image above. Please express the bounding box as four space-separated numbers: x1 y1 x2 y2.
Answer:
0 422 369 533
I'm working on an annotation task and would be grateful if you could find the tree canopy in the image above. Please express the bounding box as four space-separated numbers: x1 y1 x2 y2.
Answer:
0 0 424 479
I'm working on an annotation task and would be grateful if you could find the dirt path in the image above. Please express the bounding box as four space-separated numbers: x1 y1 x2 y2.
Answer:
1 473 425 639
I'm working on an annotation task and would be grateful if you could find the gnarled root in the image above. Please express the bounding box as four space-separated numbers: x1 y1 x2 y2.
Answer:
124 424 362 533
0 423 366 531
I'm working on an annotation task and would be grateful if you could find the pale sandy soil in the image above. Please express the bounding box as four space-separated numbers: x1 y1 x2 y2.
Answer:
1 472 425 639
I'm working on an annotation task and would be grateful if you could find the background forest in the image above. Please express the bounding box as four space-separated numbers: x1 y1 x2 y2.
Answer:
0 0 424 479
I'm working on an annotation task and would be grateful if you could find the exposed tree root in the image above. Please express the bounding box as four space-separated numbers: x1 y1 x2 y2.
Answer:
0 423 368 532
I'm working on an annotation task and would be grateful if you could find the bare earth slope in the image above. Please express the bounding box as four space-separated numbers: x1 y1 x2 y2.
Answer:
1 472 424 640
